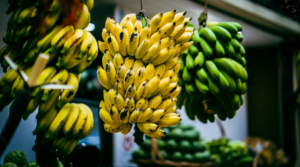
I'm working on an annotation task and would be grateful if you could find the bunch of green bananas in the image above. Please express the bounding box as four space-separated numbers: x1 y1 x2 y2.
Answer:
97 10 195 139
34 103 94 158
0 0 97 157
176 21 247 123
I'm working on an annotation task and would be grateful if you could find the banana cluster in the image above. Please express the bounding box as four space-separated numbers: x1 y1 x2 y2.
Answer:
34 103 94 158
98 10 194 139
176 21 247 123
0 0 97 157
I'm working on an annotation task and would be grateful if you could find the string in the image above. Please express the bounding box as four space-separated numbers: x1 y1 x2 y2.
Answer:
140 0 144 12
204 0 208 13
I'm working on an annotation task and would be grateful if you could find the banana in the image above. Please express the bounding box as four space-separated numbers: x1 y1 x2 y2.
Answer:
219 69 236 92
199 27 217 45
204 60 220 82
50 25 74 52
165 56 179 71
199 37 213 58
154 64 166 78
33 107 58 135
230 38 241 51
62 103 80 135
42 7 62 31
117 63 126 83
207 73 219 95
149 12 163 34
152 77 172 96
139 24 151 45
134 65 146 88
215 22 238 34
185 53 194 71
185 96 196 120
132 60 143 73
36 25 62 53
176 90 186 109
142 41 162 63
159 22 176 38
0 68 18 86
134 19 142 34
98 41 108 54
166 102 177 113
157 115 181 128
161 69 175 79
118 27 129 56
23 93 43 120
97 66 114 90
102 50 113 69
57 139 79 158
120 13 136 27
148 95 163 109
216 92 235 119
147 109 166 123
58 73 79 107
213 57 241 78
127 29 139 57
183 17 192 25
157 98 173 110
111 52 123 71
145 75 160 98
136 98 148 110
104 123 121 133
106 33 119 56
99 104 120 126
37 88 60 119
240 44 246 56
135 35 150 59
135 80 148 101
107 89 116 107
180 41 194 53
145 63 155 81
157 10 176 30
185 82 196 95
207 21 219 28
119 108 130 124
113 92 125 111
51 135 67 152
103 90 110 110
114 79 125 98
137 122 158 133
129 108 142 124
144 128 166 139
77 104 94 139
235 78 243 93
209 26 232 42
173 11 187 25
218 70 230 90
214 40 225 57
124 57 135 71
218 39 236 58
170 75 179 83
105 17 115 35
110 104 122 124
230 59 248 81
78 31 94 58
151 47 170 66
167 86 181 99
150 30 162 46
125 83 136 99
119 123 132 135
56 46 78 67
124 17 134 36
161 37 175 50
42 69 69 101
31 66 57 97
137 108 154 122
185 27 195 32
234 33 244 42
194 52 205 69
125 97 135 112
189 44 199 56
123 67 135 90
44 103 71 139
74 4 90 29
182 66 191 82
61 29 84 54
177 32 194 44
106 60 117 85
195 78 209 94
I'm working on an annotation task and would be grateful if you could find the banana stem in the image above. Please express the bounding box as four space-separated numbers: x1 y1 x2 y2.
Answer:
0 86 31 157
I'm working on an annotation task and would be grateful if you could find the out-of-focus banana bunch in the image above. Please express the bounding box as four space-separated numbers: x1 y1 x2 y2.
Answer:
35 103 94 158
176 21 247 123
97 10 194 139
0 0 97 157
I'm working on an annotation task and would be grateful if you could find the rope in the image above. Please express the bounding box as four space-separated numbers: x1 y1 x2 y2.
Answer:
140 0 144 12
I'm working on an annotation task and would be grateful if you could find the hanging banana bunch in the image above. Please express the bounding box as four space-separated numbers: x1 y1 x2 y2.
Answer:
98 10 193 139
0 0 97 158
176 20 247 123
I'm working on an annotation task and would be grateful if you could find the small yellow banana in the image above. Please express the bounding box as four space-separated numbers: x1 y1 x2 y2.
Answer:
132 59 143 73
124 57 135 72
137 108 154 122
134 65 146 88
147 109 166 123
120 13 136 27
125 83 136 99
159 22 176 38
148 95 163 109
152 76 172 96
58 73 79 107
150 30 161 46
139 24 151 45
114 92 125 111
114 79 125 98
136 98 148 110
173 11 187 25
113 52 123 71
123 67 135 90
119 123 132 135
127 29 139 57
62 103 80 135
145 75 161 98
117 63 126 83
110 104 122 124
135 35 150 59
177 31 194 44
137 122 159 133
157 115 181 128
125 97 135 112
106 60 117 86
119 108 130 124
118 27 129 57
149 12 163 34
157 10 176 29
97 66 113 90
133 19 142 34
129 108 142 124
135 80 148 101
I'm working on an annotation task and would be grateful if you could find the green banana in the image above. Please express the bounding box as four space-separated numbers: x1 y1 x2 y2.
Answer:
241 82 247 94
189 45 199 56
199 27 217 45
176 89 187 109
182 66 192 83
204 60 220 82
195 78 209 94
194 95 207 123
218 71 229 90
209 26 232 42
194 52 205 68
185 82 196 95
215 22 238 35
196 68 208 83
241 57 247 67
207 73 219 95
233 33 243 42
214 40 225 57
240 45 246 56
178 57 185 72
219 69 236 92
218 39 235 58
184 96 195 120
214 98 227 120
230 38 241 51
199 37 213 58
185 53 194 71
227 22 243 31
191 29 201 46
216 92 235 119
213 57 241 78
235 78 243 93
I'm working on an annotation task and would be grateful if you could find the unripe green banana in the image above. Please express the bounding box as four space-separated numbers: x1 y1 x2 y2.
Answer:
196 68 208 83
189 45 199 56
199 27 217 45
235 78 243 93
214 40 225 57
230 38 241 52
218 39 235 58
191 29 201 46
178 57 185 72
204 60 220 82
233 33 243 42
227 22 243 31
185 82 196 95
207 73 219 95
215 22 238 35
182 66 192 83
218 71 229 90
219 69 236 92
194 95 207 123
194 78 209 94
209 26 232 42
194 52 205 69
199 37 213 58
185 53 194 71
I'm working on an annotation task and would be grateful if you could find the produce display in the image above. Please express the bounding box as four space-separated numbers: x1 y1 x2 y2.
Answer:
132 123 253 166
97 10 194 138
0 0 97 158
176 21 247 122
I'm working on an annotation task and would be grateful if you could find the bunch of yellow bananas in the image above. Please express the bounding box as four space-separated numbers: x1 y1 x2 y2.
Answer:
34 103 94 158
0 0 97 157
98 10 194 139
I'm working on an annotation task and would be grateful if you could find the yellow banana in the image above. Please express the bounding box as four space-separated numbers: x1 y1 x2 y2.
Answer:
114 22 122 43
134 19 142 34
31 66 57 97
33 107 58 135
104 123 121 133
106 33 119 56
74 4 90 29
149 12 163 34
106 60 117 86
151 47 170 66
37 90 60 119
134 65 146 88
102 50 113 70
136 98 148 110
78 31 94 58
58 73 79 107
124 17 134 36
173 11 187 25
127 29 139 57
61 29 84 54
107 89 116 107
158 10 176 29
157 115 181 128
150 30 161 46
185 27 195 32
170 22 187 39
161 36 174 50
170 74 179 83
159 22 176 38
120 13 136 27
167 85 181 99
99 105 120 126
114 92 125 111
132 60 143 73
135 35 150 59
165 56 179 71
161 69 175 79
119 108 130 124
118 27 129 56
98 40 108 54
183 17 192 25
142 41 162 63
50 25 74 52
161 82 178 98
119 123 132 135
147 109 166 123
103 90 110 110
177 31 194 44
113 52 123 71
152 76 172 96
124 57 135 71
123 67 135 90
77 104 94 139
110 104 122 124
137 108 154 122
145 75 161 98
125 83 136 99
148 95 163 109
62 103 80 135
155 64 166 78
157 98 173 110
181 41 194 53
117 63 126 83
87 38 99 61
97 66 113 90
135 80 148 101
36 25 62 54
125 97 135 112
139 24 151 45
0 68 18 86
137 122 159 133
105 17 115 35
129 108 142 124
114 79 125 98
144 128 166 139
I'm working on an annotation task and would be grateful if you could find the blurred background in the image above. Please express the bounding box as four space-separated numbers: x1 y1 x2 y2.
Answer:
0 0 300 166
